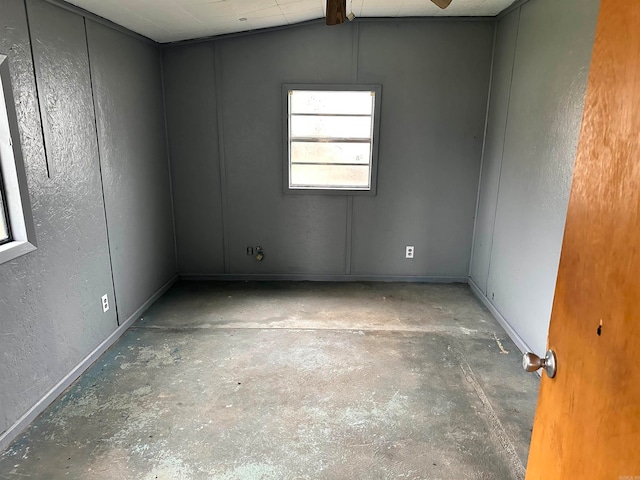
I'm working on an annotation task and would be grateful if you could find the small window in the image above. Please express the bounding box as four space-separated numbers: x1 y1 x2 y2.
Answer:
284 84 381 194
0 54 36 265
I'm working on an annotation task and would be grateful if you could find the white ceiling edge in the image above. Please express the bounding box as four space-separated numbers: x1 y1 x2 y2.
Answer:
64 0 519 44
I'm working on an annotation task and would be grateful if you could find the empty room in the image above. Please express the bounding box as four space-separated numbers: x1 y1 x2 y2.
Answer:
0 0 638 478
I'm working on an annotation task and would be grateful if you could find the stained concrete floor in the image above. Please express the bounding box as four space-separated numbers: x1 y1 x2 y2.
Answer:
0 281 539 479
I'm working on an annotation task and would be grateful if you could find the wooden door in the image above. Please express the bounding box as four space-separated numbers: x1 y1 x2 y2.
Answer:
525 1 640 478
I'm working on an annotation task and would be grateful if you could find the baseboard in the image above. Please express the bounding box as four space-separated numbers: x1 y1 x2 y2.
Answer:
120 275 178 328
468 277 532 355
0 275 178 452
180 273 469 283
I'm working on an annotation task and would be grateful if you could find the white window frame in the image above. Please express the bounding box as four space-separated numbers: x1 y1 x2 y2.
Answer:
283 84 382 195
0 54 36 265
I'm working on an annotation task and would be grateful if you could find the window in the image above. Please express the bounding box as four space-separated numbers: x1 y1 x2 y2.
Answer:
284 84 381 194
0 54 36 265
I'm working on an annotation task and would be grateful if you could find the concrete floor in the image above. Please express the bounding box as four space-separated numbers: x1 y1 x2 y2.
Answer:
0 282 539 479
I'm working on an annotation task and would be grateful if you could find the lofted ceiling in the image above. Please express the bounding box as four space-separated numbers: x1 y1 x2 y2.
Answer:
64 0 518 43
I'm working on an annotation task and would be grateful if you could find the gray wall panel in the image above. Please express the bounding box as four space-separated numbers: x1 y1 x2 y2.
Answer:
469 11 519 293
86 21 176 320
353 21 493 276
219 24 353 275
162 44 224 274
164 20 494 277
472 0 600 355
0 0 177 442
0 0 116 435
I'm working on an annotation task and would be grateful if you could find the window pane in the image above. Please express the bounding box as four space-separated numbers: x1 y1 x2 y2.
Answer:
291 164 370 189
290 90 373 115
285 85 380 193
291 142 371 165
290 115 372 139
0 188 8 243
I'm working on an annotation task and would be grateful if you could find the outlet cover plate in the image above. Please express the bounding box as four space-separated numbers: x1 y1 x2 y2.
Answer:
101 294 109 313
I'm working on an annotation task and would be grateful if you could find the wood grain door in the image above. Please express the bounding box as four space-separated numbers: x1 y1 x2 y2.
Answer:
525 1 640 478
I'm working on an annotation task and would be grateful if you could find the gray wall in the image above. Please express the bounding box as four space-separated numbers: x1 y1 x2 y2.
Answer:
470 0 600 355
0 0 175 441
163 19 494 279
162 43 224 274
87 21 176 321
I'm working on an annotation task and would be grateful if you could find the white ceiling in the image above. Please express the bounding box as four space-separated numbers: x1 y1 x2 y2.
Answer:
65 0 518 43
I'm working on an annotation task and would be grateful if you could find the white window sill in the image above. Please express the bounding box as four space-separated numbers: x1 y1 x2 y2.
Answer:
0 240 36 265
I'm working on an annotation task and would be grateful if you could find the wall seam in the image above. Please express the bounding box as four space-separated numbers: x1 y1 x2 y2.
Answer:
345 22 360 275
164 16 495 47
42 0 156 45
159 49 179 274
83 17 120 326
345 196 353 275
497 0 532 19
351 21 359 83
468 19 498 288
213 42 231 274
23 0 52 178
484 6 522 294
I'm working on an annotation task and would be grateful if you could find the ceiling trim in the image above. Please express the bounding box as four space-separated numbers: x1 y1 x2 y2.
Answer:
162 15 496 48
42 0 158 46
163 18 324 46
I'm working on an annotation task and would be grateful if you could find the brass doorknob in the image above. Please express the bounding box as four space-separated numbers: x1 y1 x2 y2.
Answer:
522 350 557 378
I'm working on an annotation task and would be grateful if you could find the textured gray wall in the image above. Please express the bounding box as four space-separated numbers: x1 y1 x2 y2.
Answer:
470 10 518 294
0 1 174 439
163 20 494 278
353 21 492 276
0 0 116 436
220 24 353 276
86 21 176 321
470 0 600 355
162 44 224 274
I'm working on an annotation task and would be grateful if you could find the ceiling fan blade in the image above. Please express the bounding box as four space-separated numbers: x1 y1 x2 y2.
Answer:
326 0 347 25
431 0 453 9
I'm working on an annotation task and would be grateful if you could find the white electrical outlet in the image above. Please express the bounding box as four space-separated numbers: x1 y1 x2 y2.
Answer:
101 294 109 313
406 246 415 259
